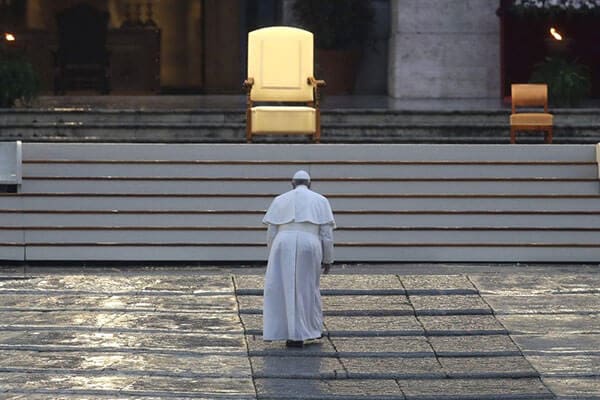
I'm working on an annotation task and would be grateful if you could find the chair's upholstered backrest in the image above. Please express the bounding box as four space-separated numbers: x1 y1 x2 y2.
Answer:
248 26 314 102
511 84 548 108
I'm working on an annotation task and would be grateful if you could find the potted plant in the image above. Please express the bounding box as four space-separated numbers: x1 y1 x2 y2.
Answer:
292 0 375 94
0 35 39 107
530 56 591 106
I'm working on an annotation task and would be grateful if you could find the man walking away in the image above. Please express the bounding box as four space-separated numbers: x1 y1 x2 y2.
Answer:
262 170 335 347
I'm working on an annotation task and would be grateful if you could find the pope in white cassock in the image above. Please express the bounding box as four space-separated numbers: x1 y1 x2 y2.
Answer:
262 170 335 347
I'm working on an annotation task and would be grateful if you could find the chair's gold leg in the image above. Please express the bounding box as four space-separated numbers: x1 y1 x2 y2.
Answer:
510 127 516 144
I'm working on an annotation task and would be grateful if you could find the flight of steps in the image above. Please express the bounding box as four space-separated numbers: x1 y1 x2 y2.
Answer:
1 143 599 262
1 108 600 143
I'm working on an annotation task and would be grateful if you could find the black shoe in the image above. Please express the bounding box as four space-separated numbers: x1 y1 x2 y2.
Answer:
285 340 304 348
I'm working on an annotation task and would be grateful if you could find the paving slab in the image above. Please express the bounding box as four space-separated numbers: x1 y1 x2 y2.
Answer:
418 315 507 335
324 316 423 336
126 275 234 294
8 310 122 329
482 294 600 315
400 275 477 295
250 356 345 379
234 274 406 295
340 356 443 379
254 378 404 399
429 335 521 357
0 330 246 353
397 378 554 400
122 376 256 398
497 314 600 335
106 312 242 333
320 275 404 294
438 356 538 378
511 333 600 356
470 273 600 296
526 354 600 377
329 336 434 357
543 377 600 400
236 295 263 314
0 350 252 378
246 334 336 356
409 295 491 315
322 295 413 316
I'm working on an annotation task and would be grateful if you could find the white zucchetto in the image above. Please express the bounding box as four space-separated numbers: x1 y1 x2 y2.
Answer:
292 170 311 181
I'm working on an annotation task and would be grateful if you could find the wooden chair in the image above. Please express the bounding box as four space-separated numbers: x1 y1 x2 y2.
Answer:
510 84 553 144
243 26 325 143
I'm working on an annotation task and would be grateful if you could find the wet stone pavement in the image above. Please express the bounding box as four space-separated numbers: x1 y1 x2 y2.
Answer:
0 268 598 399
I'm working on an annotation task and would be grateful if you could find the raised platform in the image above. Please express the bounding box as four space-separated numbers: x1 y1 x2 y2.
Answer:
1 96 600 144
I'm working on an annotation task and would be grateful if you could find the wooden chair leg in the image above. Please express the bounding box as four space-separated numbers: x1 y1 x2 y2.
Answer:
545 127 553 144
510 127 516 144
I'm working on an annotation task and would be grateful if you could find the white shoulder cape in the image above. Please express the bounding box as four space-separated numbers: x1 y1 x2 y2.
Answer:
263 186 335 227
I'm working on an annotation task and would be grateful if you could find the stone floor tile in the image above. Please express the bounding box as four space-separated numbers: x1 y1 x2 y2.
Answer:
251 356 345 378
429 334 521 356
0 350 252 378
128 275 234 294
482 294 600 314
512 333 600 355
0 372 136 392
255 378 404 399
400 275 476 294
398 378 553 399
470 273 600 296
0 330 247 353
237 295 263 313
106 312 243 333
122 376 256 397
497 314 600 335
409 295 491 315
234 275 264 292
0 311 23 325
320 275 404 293
132 294 238 313
10 310 122 329
325 316 423 336
527 355 600 377
330 336 433 356
322 295 412 315
438 356 538 378
418 315 507 335
247 334 336 356
239 314 264 334
341 357 443 379
543 377 600 399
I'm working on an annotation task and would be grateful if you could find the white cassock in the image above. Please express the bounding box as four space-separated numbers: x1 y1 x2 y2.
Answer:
262 185 335 341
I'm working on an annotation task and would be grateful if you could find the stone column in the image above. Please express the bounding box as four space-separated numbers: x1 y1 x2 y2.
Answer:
388 0 500 98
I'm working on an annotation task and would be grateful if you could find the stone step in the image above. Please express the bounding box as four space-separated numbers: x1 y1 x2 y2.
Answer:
1 108 600 143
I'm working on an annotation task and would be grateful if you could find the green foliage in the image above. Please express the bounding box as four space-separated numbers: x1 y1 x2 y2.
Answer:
530 57 591 106
0 58 40 108
292 0 375 50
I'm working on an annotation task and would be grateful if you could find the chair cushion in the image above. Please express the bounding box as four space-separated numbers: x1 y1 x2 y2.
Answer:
251 106 316 133
510 113 553 126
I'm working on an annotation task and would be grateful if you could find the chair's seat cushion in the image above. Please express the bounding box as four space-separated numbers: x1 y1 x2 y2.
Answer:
510 113 553 126
251 106 316 133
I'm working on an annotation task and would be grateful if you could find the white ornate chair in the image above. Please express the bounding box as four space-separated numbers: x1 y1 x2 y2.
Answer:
243 26 325 143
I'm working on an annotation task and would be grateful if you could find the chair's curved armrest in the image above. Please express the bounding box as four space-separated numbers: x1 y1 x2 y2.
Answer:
307 77 326 87
243 78 254 89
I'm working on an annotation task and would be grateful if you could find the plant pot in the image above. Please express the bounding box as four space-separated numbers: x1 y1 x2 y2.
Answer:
316 48 361 95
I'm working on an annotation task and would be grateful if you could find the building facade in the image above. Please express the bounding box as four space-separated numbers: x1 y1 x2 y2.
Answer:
0 0 506 99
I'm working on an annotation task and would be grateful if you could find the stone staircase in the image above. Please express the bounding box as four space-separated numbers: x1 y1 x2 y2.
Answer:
1 107 600 143
1 142 599 262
